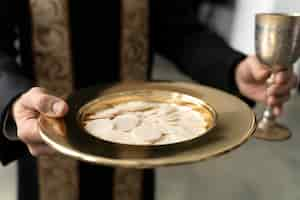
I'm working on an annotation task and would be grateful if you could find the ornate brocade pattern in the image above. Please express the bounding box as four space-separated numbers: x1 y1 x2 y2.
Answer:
120 0 149 81
115 0 149 200
38 155 79 200
114 169 144 200
30 0 74 97
29 1 79 200
29 0 149 200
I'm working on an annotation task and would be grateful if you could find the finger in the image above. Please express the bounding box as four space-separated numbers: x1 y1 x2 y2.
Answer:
17 118 44 144
21 87 68 117
273 105 283 116
267 75 298 96
267 94 290 107
27 144 56 156
274 70 293 84
248 56 271 81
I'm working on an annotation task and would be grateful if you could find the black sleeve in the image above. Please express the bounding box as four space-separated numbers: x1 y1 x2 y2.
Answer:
0 1 34 165
152 1 254 105
0 55 33 165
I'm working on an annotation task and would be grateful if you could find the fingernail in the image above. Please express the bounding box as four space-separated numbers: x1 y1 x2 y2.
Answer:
52 102 65 114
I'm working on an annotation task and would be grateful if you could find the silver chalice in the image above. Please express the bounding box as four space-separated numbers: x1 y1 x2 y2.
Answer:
255 13 300 140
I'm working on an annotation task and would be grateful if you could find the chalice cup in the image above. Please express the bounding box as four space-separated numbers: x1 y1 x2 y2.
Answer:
255 13 300 140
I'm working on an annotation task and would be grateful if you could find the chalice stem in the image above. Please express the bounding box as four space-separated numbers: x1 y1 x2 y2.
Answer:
258 73 276 129
255 73 291 140
259 107 275 128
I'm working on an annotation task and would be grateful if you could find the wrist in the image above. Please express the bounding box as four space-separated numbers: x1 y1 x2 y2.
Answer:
11 98 20 123
234 60 244 94
233 59 256 107
3 103 19 141
2 91 28 141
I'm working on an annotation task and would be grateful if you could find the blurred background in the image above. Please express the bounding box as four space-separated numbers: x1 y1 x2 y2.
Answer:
1 0 300 199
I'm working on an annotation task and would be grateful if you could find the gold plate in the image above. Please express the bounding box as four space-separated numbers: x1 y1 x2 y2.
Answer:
79 89 217 146
39 82 256 169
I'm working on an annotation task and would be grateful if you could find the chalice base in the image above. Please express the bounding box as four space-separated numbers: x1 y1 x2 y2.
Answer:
254 119 291 141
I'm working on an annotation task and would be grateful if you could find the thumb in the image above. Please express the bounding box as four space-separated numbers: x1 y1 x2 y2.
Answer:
248 56 271 82
22 87 68 117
